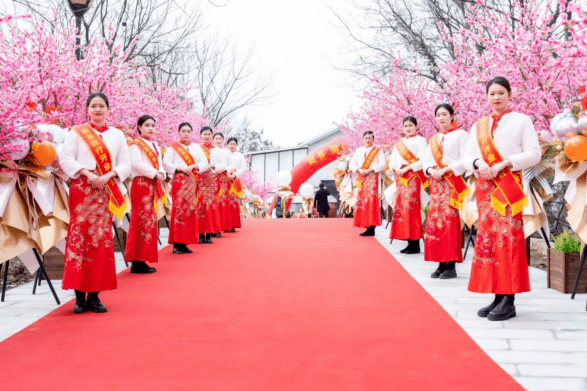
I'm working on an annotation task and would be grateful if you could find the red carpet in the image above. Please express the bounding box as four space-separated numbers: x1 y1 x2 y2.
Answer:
1 219 524 390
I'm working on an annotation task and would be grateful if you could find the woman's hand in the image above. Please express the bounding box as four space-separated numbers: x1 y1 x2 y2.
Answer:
228 174 236 180
477 159 494 180
156 172 165 182
490 159 511 178
430 168 442 180
398 166 410 175
84 170 106 189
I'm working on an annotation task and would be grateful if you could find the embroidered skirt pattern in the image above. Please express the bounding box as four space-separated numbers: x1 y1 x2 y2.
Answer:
354 172 381 228
390 173 423 240
168 172 199 245
125 176 159 264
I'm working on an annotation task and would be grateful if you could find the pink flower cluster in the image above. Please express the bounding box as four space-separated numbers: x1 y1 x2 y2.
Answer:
0 16 209 162
341 0 587 148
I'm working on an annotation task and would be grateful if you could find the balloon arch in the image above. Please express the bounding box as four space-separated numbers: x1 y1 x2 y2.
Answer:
269 138 349 213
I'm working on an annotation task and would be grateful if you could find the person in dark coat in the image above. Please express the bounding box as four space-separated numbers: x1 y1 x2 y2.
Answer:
313 183 331 218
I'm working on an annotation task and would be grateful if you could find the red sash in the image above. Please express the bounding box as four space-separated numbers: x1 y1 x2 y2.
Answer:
229 170 244 196
476 116 527 216
171 142 198 179
355 146 380 188
73 124 128 218
396 139 429 189
133 138 168 210
430 134 469 209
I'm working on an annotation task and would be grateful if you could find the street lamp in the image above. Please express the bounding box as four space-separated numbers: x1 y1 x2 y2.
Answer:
67 0 94 60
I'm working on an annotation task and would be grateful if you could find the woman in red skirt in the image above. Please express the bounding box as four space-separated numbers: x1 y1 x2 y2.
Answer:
59 92 131 313
163 122 208 254
349 131 386 236
213 132 233 234
463 77 541 321
227 137 247 231
197 126 222 244
423 104 469 279
389 117 428 254
125 115 167 274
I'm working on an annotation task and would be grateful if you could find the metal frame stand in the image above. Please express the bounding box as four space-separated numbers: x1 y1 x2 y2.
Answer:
1 261 9 302
463 225 476 261
570 246 587 305
113 222 129 268
31 249 60 304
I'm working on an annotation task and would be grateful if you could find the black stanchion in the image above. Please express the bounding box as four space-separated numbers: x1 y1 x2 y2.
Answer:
540 227 551 249
31 249 60 305
1 261 9 302
571 246 586 301
112 222 129 268
463 225 476 260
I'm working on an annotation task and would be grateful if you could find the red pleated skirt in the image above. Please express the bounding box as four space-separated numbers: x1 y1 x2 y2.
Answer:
62 175 117 292
125 177 159 264
168 172 199 245
230 189 242 229
218 174 233 232
468 176 530 294
354 172 381 228
424 176 463 263
197 171 222 234
390 174 423 240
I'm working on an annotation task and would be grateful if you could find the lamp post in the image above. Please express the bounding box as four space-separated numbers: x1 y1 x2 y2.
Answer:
67 0 94 60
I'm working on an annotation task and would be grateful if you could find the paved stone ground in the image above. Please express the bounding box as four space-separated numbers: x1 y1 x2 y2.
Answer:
2 225 587 391
374 225 587 391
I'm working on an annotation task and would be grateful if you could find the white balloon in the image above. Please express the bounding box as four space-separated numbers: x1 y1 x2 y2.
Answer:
9 138 31 161
299 182 314 198
550 112 567 133
337 161 348 171
577 116 587 131
555 115 578 137
276 170 292 187
539 131 553 144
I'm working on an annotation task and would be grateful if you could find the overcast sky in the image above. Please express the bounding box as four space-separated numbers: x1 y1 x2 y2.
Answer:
203 0 363 148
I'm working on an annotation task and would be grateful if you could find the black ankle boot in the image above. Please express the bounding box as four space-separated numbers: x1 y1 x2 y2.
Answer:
130 261 157 274
360 226 375 236
477 294 503 317
405 239 420 254
173 243 183 254
182 244 193 253
230 228 236 232
199 234 205 244
431 262 447 278
439 261 457 279
206 233 213 244
488 294 516 321
86 292 107 313
400 240 411 253
73 290 86 314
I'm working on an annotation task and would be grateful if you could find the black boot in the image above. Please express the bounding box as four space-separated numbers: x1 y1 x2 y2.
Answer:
73 290 86 314
206 233 213 244
404 239 420 254
199 234 205 244
439 261 457 279
182 244 193 253
488 294 516 321
130 261 157 274
86 292 107 313
400 240 411 253
217 232 222 238
173 243 183 254
230 228 236 232
477 294 503 317
430 262 447 278
359 226 375 236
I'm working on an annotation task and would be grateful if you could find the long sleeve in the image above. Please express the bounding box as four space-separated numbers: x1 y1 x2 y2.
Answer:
409 138 427 172
155 143 166 179
388 147 400 171
462 123 481 172
349 147 362 173
129 144 158 179
112 132 131 182
163 148 179 175
448 131 469 176
189 144 210 172
422 144 434 177
58 131 84 179
235 153 247 178
508 116 541 171
371 148 386 172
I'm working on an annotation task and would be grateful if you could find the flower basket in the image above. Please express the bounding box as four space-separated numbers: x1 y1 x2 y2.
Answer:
547 232 586 293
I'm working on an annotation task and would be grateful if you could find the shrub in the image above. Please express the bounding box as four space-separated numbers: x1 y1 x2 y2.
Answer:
553 231 582 253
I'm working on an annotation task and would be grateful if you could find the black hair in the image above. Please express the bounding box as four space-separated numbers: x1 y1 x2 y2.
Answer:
178 122 193 132
363 131 374 137
200 126 213 135
137 115 155 135
213 132 224 139
86 92 109 109
319 183 325 189
403 116 418 126
227 137 238 145
434 103 455 117
486 77 512 94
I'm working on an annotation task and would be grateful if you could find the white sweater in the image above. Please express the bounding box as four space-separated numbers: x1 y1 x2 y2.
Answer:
389 136 428 171
128 137 166 180
422 129 469 176
163 142 209 176
210 146 231 173
462 111 541 173
349 145 386 173
228 151 248 178
59 126 131 194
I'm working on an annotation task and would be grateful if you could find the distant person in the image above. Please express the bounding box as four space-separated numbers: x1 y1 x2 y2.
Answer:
314 183 331 218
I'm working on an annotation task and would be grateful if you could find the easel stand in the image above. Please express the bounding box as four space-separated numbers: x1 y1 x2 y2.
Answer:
570 246 587 310
1 249 60 305
462 225 476 260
